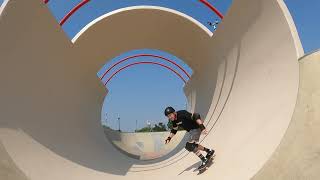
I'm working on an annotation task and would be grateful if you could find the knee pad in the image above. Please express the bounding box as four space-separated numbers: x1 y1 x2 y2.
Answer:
185 142 198 152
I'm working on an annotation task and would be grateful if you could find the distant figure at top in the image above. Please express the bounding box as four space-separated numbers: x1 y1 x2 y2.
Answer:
207 19 220 31
164 107 215 170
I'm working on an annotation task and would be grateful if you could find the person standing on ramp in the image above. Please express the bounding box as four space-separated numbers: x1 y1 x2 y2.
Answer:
164 107 215 170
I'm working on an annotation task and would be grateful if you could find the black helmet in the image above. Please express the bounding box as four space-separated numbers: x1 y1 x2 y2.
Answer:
164 107 175 116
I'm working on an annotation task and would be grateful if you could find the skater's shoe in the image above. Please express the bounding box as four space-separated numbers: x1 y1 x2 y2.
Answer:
206 149 215 159
198 158 208 170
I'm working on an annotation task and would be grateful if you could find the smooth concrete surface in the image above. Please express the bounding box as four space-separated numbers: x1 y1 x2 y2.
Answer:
103 128 186 160
0 0 315 179
0 142 29 180
252 51 320 180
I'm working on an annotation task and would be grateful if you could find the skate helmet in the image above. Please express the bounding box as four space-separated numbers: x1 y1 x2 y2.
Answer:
164 107 175 116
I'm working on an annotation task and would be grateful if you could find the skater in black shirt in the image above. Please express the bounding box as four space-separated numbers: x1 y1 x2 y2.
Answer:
164 107 215 170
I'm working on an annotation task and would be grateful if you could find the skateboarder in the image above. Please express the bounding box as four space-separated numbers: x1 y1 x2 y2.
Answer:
164 107 215 170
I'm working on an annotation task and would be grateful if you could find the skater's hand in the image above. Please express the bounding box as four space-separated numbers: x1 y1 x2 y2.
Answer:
165 137 171 144
201 129 208 135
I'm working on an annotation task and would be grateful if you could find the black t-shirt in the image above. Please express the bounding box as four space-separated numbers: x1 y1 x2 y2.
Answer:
171 110 200 132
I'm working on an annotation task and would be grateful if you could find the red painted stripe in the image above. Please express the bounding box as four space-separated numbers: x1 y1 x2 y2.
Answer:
104 61 187 86
59 0 90 26
58 0 222 26
44 0 49 4
100 54 191 81
198 0 224 19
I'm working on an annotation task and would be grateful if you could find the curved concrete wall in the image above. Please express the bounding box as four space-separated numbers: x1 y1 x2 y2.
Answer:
0 0 309 180
0 141 29 180
104 128 186 160
252 51 320 180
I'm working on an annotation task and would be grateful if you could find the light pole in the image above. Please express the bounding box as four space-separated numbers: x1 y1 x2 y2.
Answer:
105 113 107 127
147 121 151 132
117 116 121 132
135 120 138 132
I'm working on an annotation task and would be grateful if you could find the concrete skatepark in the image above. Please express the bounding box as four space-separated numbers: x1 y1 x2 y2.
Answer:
0 0 320 179
103 128 186 160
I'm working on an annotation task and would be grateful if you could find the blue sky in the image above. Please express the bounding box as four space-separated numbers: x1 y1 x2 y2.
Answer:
1 0 319 132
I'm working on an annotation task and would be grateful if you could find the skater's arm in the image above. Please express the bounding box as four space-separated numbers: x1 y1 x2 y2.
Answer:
168 132 175 139
165 132 175 144
165 125 178 144
169 126 178 138
196 119 203 126
192 113 203 125
193 113 207 134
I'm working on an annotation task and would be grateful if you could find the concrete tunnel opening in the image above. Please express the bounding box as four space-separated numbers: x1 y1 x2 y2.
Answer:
96 49 202 161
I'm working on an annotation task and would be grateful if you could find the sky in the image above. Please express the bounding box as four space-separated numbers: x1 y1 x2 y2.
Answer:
1 0 319 132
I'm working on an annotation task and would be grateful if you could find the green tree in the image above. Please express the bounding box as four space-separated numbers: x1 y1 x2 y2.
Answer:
152 122 167 132
136 122 168 132
136 126 152 132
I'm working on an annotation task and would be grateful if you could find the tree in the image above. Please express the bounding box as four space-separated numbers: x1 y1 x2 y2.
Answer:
136 122 168 132
136 126 152 132
102 124 110 129
152 122 167 132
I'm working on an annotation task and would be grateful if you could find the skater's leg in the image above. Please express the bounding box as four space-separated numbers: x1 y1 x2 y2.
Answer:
190 142 208 170
185 141 206 160
194 150 206 162
188 129 212 153
186 129 214 165
198 144 215 159
198 144 211 153
185 141 211 170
